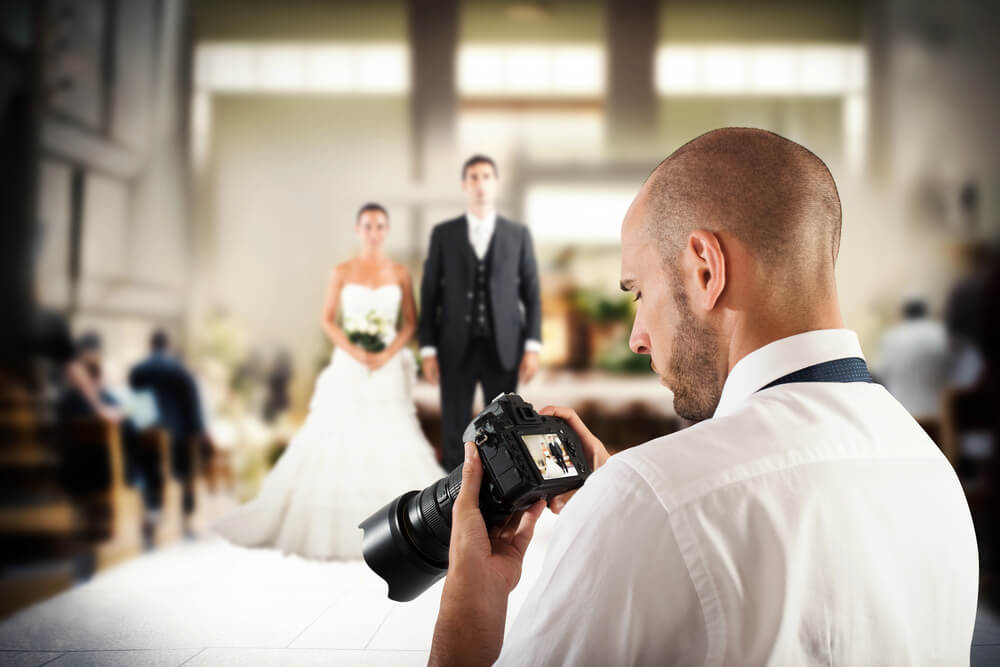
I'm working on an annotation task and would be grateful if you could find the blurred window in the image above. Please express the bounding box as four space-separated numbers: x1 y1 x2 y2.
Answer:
524 184 635 243
195 43 409 93
458 110 604 165
458 44 604 96
655 45 865 96
657 44 867 169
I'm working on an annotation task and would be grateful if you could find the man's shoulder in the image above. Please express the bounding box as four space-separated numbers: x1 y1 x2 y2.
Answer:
432 216 466 234
561 455 665 526
496 215 527 234
131 357 156 373
612 384 941 511
608 404 823 512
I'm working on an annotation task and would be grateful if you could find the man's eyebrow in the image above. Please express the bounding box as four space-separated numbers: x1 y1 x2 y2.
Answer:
620 279 634 292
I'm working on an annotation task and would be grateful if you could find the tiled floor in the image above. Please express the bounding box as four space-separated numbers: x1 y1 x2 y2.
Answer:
1 510 998 666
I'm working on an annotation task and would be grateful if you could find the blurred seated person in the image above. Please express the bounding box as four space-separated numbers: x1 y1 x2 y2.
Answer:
262 349 292 423
33 310 122 424
945 241 994 387
56 332 119 418
876 299 949 417
129 330 212 516
56 331 158 509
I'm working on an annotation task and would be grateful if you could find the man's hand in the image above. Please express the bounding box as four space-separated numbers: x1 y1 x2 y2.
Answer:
97 405 125 424
518 351 539 384
422 355 440 384
538 405 611 514
429 442 546 667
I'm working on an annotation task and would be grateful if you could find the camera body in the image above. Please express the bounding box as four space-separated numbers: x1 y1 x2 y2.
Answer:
359 393 591 601
463 393 590 524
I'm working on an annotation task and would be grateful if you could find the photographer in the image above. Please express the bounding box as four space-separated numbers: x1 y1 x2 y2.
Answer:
429 129 978 665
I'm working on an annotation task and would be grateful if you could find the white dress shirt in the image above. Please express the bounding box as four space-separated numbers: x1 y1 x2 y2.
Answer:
466 210 496 261
497 329 978 666
420 211 541 359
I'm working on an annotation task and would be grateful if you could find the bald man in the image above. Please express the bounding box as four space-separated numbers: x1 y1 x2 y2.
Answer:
429 129 979 666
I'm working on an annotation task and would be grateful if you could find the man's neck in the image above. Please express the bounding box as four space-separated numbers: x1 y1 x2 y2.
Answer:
467 205 496 222
725 299 845 376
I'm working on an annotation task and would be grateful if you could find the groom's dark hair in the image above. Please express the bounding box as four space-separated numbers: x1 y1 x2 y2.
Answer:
462 154 498 179
356 202 389 222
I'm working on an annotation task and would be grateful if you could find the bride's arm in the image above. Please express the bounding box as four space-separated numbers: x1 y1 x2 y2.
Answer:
376 264 418 361
321 266 367 362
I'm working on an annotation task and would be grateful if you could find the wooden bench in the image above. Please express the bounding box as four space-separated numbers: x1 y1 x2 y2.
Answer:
0 379 82 619
58 418 143 572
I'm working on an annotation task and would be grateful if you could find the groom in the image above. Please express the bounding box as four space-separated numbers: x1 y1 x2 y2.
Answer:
419 155 542 471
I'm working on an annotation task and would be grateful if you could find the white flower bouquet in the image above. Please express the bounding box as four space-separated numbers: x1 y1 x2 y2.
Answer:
344 310 389 353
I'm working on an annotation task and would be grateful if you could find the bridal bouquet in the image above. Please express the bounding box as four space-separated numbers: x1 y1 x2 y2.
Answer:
344 310 389 353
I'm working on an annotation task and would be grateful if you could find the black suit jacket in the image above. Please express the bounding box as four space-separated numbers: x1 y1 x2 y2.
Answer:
419 215 542 371
129 353 205 444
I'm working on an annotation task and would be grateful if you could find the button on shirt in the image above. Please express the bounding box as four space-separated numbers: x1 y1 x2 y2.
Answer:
496 329 978 666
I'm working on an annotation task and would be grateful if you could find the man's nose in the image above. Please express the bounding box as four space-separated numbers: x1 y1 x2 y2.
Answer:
629 324 650 356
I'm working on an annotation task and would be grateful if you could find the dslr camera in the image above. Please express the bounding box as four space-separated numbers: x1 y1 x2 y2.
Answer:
359 393 590 601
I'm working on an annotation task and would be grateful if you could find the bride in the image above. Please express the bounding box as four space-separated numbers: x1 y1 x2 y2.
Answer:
213 202 445 559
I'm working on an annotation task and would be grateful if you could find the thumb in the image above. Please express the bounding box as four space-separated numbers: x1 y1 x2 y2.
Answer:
453 442 482 515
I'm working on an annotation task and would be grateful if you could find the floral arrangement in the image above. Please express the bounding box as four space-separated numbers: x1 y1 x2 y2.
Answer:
344 310 389 353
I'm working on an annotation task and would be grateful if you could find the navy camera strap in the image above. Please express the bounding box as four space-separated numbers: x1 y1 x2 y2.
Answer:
757 357 874 393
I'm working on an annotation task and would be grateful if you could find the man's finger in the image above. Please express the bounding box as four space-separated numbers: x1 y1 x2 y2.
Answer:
453 442 482 515
539 405 596 440
497 509 524 543
511 500 546 555
548 490 577 515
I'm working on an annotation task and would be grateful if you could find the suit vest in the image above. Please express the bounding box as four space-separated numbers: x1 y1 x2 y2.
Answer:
469 238 495 340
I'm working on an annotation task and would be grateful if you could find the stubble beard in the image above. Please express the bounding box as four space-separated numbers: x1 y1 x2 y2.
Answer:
667 288 724 423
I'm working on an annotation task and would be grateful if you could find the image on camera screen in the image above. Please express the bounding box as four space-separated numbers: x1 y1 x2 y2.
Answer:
520 433 578 480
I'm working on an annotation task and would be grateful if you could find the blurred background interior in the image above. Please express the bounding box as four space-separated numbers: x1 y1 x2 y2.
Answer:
2 0 999 622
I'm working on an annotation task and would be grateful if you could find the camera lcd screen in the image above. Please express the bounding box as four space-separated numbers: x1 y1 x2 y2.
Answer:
520 433 579 480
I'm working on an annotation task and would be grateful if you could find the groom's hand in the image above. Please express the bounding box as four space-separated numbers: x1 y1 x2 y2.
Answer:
422 355 439 384
518 351 539 384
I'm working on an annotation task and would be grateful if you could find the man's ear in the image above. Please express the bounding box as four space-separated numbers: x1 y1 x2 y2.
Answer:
686 230 726 311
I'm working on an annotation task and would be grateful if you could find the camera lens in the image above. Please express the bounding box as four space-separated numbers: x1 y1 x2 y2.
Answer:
358 464 464 601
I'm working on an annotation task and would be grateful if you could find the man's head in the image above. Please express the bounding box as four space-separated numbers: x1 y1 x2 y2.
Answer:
461 154 499 210
902 299 928 320
620 128 843 421
78 331 102 379
151 329 170 353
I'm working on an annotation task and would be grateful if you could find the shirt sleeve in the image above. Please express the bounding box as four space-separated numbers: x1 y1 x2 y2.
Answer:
495 458 707 666
524 339 542 354
420 346 437 358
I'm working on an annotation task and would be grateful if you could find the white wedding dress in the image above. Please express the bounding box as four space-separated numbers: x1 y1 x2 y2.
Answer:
213 283 445 559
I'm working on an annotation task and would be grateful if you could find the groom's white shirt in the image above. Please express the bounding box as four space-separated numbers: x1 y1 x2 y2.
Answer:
466 210 496 261
420 211 541 359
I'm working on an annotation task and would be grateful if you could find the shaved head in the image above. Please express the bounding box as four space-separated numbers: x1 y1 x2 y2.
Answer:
643 128 842 286
622 128 846 421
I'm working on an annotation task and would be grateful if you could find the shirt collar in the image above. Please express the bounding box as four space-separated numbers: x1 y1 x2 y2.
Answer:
466 210 497 231
712 329 866 418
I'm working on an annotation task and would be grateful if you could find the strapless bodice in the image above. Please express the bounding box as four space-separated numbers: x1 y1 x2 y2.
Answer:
340 283 402 333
